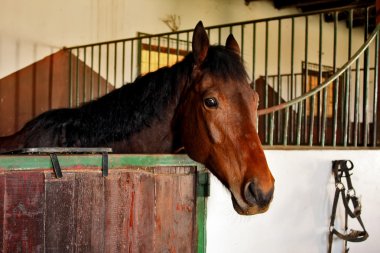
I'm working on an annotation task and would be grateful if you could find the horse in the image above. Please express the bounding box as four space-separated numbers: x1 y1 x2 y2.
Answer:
0 21 274 215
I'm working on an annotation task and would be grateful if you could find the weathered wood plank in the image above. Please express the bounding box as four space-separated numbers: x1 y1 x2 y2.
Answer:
130 172 155 253
154 167 196 253
3 171 45 252
154 168 176 253
74 172 105 253
104 171 134 252
45 172 76 253
173 168 197 253
0 172 4 253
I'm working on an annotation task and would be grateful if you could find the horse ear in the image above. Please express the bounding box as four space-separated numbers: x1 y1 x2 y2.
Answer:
226 34 240 56
192 21 209 66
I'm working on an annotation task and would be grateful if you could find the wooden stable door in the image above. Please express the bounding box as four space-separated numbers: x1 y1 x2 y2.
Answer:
0 154 208 253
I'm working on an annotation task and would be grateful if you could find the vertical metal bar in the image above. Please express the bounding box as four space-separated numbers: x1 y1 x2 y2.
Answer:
290 17 295 144
304 16 309 144
264 21 269 144
321 84 328 147
363 56 370 146
186 32 190 52
296 101 303 145
295 74 302 145
252 23 256 90
130 40 134 82
308 15 322 146
343 9 353 146
83 47 87 103
354 59 360 146
343 70 350 147
122 41 126 85
332 12 339 147
76 48 80 107
283 107 289 145
148 37 152 72
277 20 282 144
157 36 161 70
373 33 379 147
98 45 102 97
363 7 370 146
68 49 73 108
269 112 275 146
241 25 244 60
218 27 221 45
106 43 110 94
167 35 170 66
318 13 324 145
114 43 117 88
90 45 94 100
176 33 180 62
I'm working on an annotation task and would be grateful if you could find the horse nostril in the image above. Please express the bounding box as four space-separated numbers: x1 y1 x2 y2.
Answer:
244 181 273 208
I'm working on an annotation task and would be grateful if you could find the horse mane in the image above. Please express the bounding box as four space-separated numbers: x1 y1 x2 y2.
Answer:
18 44 248 147
76 54 197 145
16 53 193 147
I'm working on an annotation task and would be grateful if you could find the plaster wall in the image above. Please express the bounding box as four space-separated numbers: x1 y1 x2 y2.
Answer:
0 0 295 79
207 150 380 253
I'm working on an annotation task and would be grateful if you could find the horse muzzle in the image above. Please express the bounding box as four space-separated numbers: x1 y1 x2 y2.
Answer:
244 180 274 209
230 180 274 215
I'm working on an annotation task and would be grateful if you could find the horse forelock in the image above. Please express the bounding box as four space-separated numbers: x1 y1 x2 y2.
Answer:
199 45 249 83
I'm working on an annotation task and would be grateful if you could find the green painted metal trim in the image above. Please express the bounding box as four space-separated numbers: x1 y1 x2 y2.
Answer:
197 195 207 253
196 171 209 253
0 154 204 170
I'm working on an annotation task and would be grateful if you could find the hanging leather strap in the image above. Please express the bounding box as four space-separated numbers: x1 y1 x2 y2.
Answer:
328 160 368 253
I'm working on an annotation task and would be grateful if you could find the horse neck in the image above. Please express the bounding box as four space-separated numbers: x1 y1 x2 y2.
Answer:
0 133 24 153
113 62 193 154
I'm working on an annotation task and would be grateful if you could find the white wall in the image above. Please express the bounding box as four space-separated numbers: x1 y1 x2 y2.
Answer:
207 150 380 253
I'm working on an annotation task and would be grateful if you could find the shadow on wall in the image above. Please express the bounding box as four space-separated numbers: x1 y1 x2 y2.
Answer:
0 50 113 137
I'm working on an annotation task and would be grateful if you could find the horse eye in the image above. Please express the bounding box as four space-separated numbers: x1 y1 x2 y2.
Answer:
204 97 218 108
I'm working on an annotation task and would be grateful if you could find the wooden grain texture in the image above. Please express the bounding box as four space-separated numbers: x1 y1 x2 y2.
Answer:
172 167 196 253
3 171 45 252
0 172 4 253
74 172 105 253
104 171 134 252
130 172 155 253
45 172 76 253
155 167 196 253
0 163 199 253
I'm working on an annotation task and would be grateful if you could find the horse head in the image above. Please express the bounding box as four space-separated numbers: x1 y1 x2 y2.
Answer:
178 22 274 215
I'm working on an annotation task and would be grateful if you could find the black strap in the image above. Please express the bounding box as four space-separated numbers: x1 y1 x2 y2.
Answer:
328 160 368 253
102 152 109 177
50 153 63 178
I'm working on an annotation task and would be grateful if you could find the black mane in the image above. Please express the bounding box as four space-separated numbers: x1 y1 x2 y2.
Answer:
21 44 247 147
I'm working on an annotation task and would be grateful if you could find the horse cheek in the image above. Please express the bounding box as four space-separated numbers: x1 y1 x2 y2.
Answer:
181 115 210 164
183 130 210 164
206 120 223 144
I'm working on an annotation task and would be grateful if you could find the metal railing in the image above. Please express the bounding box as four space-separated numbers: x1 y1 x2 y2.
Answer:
258 24 379 147
66 3 378 147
